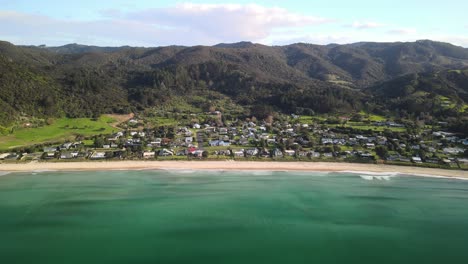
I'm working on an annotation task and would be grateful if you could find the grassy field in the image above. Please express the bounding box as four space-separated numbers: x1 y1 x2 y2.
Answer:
0 116 118 150
358 111 386 121
146 116 179 126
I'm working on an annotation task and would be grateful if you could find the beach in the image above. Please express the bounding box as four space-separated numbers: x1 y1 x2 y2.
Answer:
0 160 466 178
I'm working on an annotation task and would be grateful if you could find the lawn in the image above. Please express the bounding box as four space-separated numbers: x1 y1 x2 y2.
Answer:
0 116 118 150
146 116 179 126
328 122 406 132
358 111 386 121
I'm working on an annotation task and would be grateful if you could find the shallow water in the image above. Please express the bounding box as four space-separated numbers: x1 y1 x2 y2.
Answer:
1 170 468 263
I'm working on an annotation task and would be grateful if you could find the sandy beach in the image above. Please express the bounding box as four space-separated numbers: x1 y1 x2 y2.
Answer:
0 160 466 178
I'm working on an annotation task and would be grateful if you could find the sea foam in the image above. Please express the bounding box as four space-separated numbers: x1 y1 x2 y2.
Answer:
0 171 11 177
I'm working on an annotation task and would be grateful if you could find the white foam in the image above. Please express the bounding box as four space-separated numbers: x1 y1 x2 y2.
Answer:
342 170 399 177
358 175 392 181
32 169 58 173
0 171 11 177
360 175 374 181
401 173 468 181
344 170 468 181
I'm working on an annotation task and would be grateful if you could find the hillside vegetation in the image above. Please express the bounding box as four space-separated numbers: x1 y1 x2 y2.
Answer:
0 40 467 126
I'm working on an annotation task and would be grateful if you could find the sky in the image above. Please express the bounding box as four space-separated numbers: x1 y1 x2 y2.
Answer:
0 0 467 47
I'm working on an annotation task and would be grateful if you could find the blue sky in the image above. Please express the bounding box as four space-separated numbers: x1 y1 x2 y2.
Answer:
0 0 467 47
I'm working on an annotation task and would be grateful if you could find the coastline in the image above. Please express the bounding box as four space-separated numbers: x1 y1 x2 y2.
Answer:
0 160 467 179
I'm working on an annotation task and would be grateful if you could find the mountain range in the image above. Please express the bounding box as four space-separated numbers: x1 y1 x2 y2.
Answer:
0 39 467 126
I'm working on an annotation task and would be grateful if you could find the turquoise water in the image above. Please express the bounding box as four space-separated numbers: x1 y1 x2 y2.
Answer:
1 170 468 263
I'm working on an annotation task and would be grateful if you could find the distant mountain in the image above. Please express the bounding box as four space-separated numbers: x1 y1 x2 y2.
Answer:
214 41 256 48
1 40 467 125
42 43 131 54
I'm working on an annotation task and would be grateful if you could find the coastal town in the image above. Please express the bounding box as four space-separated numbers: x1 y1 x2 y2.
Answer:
1 110 467 170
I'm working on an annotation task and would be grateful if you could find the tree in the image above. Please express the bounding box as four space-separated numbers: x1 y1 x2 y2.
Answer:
375 145 388 159
202 150 209 158
93 136 105 148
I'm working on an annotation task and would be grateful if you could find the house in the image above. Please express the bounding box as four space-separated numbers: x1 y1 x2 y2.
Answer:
185 137 193 144
273 149 283 157
365 143 375 149
238 138 250 146
60 151 79 159
205 127 216 133
233 150 245 157
209 140 230 147
411 157 423 163
177 149 188 156
219 128 228 135
193 123 201 129
356 135 368 141
461 139 468 146
159 149 174 156
246 148 258 156
333 139 346 145
219 135 230 141
143 152 155 159
284 150 295 156
187 147 197 155
90 152 106 159
358 152 373 159
151 138 162 147
0 153 11 160
214 150 231 156
425 158 440 164
260 149 270 157
60 142 73 150
192 150 204 158
310 151 320 158
443 147 464 155
43 147 58 153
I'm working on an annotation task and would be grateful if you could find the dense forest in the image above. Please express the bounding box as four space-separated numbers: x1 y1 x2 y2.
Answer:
1 40 467 126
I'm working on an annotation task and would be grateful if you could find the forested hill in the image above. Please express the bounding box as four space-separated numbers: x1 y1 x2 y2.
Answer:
1 40 468 125
367 69 468 115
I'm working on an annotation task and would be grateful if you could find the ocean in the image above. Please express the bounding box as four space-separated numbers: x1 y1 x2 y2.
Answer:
1 169 468 263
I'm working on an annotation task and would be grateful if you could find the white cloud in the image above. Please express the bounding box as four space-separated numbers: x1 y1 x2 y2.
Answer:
0 5 467 48
348 21 386 30
120 3 333 42
0 4 333 46
387 28 417 35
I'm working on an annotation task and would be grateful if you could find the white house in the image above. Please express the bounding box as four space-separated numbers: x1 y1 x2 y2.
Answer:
143 152 155 159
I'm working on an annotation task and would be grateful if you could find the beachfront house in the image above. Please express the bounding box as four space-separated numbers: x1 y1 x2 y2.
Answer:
143 152 155 159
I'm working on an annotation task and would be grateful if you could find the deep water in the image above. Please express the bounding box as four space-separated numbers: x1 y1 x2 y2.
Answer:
1 170 468 264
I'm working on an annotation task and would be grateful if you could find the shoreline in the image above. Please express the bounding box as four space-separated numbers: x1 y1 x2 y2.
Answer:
0 160 467 179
